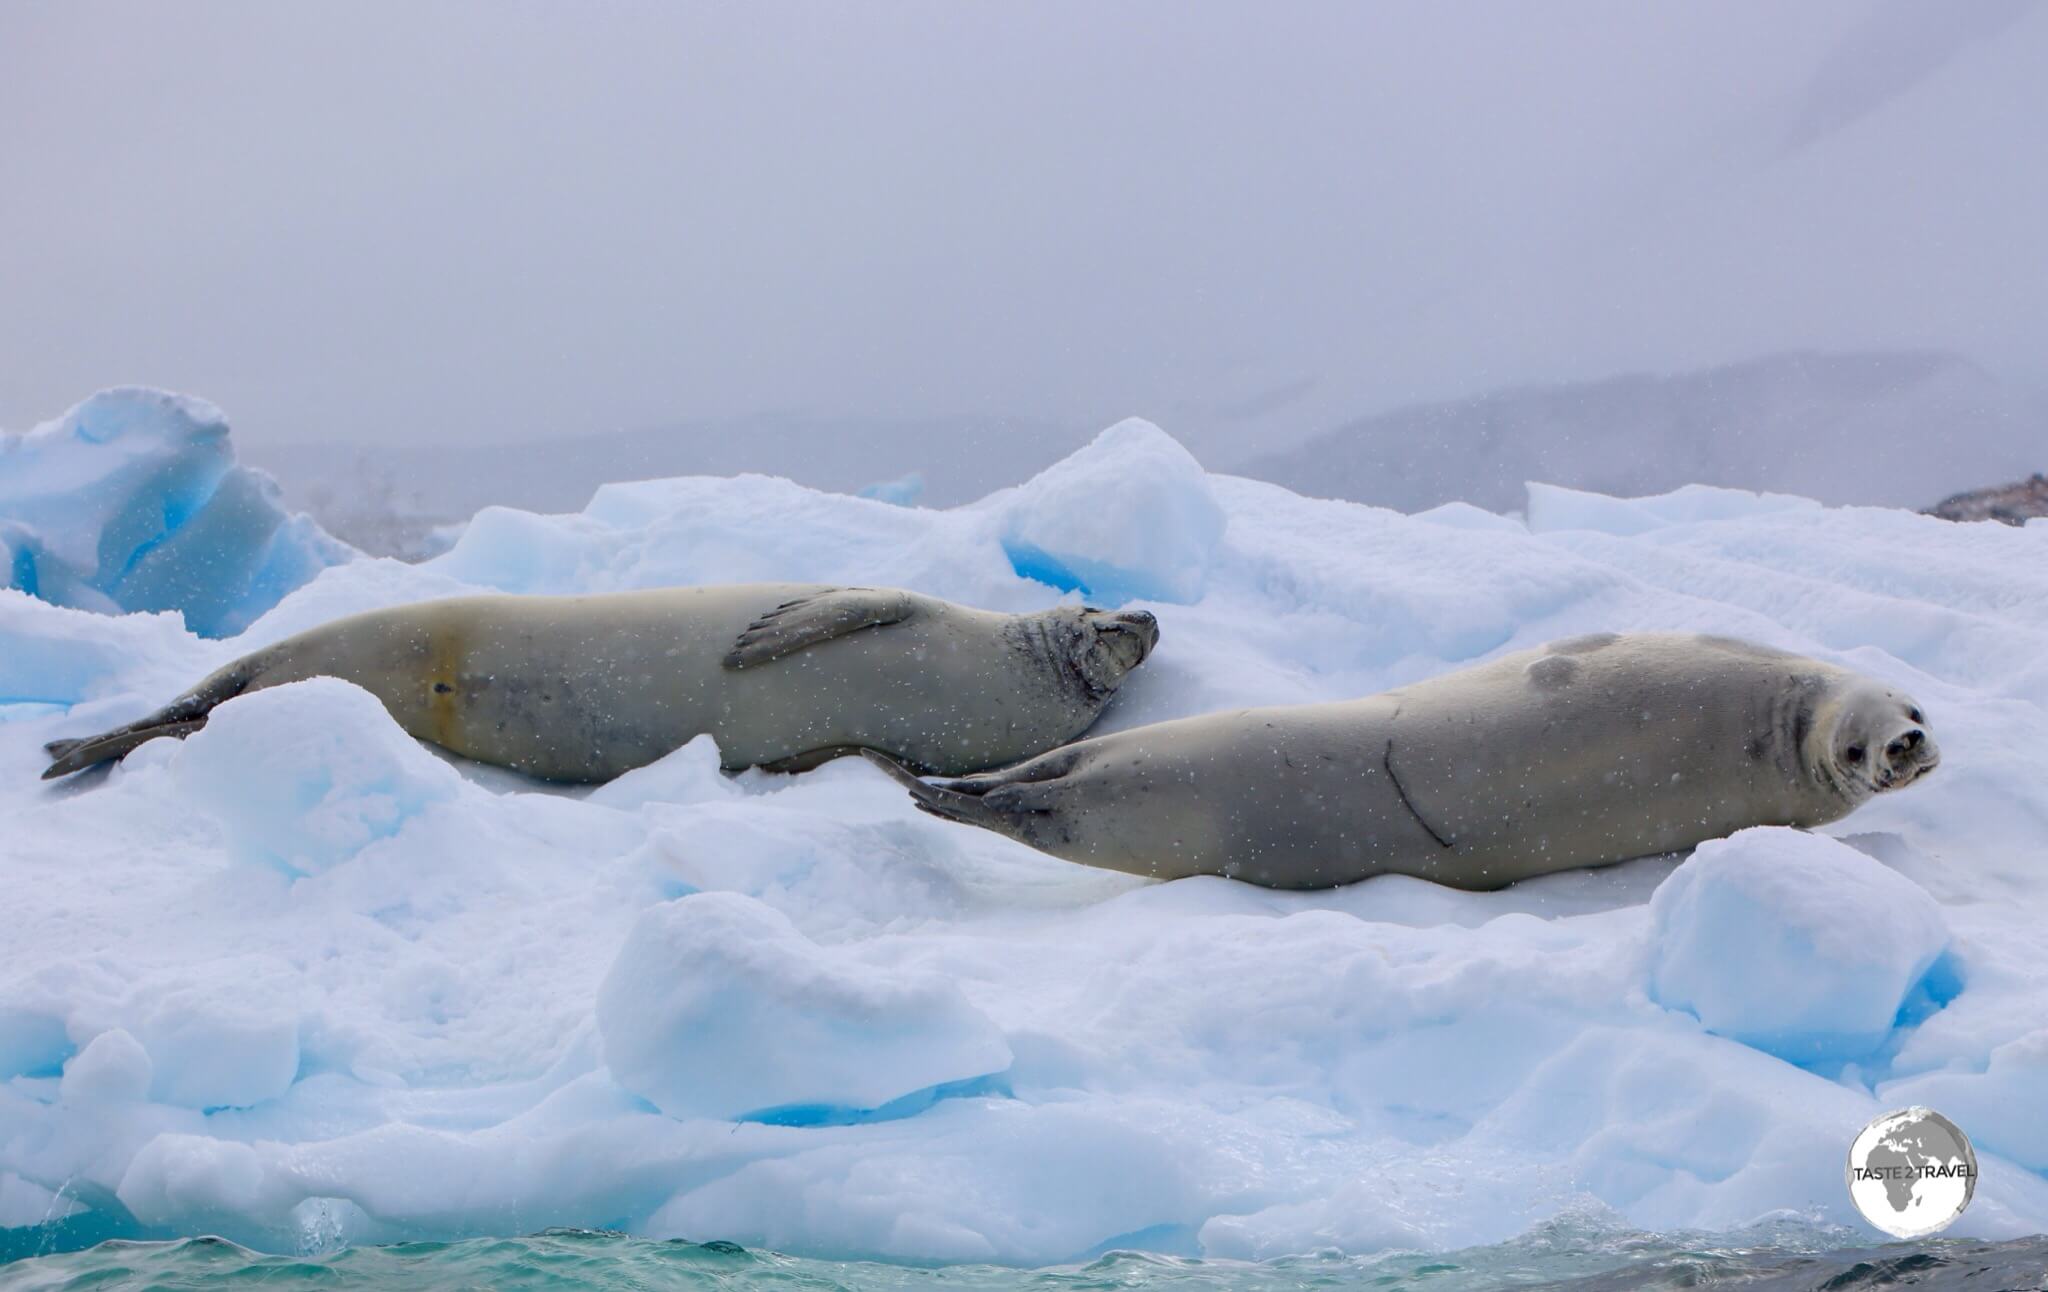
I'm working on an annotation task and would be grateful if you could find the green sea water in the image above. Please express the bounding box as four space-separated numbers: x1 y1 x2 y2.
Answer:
2 1224 2044 1292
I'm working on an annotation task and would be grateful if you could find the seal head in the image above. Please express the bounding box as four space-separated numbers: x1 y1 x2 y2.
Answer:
1810 680 1939 804
1010 606 1159 705
1079 607 1160 679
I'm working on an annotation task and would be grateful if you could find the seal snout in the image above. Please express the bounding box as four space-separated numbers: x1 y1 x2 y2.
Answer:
1108 609 1161 661
1082 607 1159 670
1876 725 1939 791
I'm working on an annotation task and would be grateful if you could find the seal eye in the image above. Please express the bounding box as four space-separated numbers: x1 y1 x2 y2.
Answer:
1908 708 1923 723
1845 744 1865 764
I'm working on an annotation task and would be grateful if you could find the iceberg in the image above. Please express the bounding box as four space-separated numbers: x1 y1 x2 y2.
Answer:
5 399 2048 1263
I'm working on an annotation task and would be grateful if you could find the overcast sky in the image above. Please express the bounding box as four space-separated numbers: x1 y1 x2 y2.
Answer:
2 1 2041 449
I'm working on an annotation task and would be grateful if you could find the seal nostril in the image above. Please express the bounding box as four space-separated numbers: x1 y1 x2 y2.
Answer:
1905 729 1923 749
1886 740 1906 760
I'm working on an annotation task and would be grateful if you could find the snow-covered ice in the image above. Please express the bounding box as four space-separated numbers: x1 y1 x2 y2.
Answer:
996 418 1226 606
599 894 1012 1124
0 389 351 638
3 399 2047 1263
1648 828 1955 1066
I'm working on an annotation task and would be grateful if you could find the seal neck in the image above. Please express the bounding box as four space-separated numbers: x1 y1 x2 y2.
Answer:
1799 689 1869 810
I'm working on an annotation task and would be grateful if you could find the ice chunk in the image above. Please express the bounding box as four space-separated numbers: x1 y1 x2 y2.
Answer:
0 1005 71 1080
1527 481 1821 535
116 1137 271 1224
1648 828 1951 1064
1525 482 1669 536
1883 1028 2048 1171
0 388 351 637
172 678 462 877
857 472 925 507
999 418 1225 605
60 1029 153 1105
0 1172 84 1229
426 472 950 599
0 592 212 710
134 961 303 1109
584 734 734 812
1412 500 1527 533
597 893 1011 1121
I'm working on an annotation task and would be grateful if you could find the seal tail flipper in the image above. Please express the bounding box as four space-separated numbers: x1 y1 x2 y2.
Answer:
723 589 917 669
41 717 211 779
42 737 87 764
38 658 263 781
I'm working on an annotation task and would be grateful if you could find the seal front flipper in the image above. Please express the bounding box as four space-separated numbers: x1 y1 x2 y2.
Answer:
722 588 917 670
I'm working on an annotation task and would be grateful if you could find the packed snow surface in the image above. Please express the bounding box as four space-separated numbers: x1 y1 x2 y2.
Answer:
3 411 2047 1264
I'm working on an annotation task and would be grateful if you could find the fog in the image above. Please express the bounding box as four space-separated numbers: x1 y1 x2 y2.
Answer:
2 2 2042 478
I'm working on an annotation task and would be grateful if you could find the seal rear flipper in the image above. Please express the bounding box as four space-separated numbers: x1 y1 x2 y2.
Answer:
42 737 88 764
723 588 916 669
41 716 210 779
38 659 263 781
858 749 1058 841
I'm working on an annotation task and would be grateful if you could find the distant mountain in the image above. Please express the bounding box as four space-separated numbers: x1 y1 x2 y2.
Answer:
247 350 2043 558
1235 351 2042 514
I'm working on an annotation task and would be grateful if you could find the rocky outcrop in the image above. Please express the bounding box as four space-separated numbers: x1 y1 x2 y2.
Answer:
1926 473 2048 525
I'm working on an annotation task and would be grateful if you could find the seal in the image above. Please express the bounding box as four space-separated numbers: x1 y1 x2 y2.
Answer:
866 633 1939 890
41 584 1159 782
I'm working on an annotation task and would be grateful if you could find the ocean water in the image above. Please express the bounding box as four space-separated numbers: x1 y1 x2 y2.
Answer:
2 1224 2044 1292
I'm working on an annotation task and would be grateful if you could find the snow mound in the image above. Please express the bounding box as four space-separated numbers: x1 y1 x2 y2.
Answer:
598 894 1012 1122
999 418 1225 605
584 735 734 812
173 679 463 877
0 388 352 637
1648 828 1951 1065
